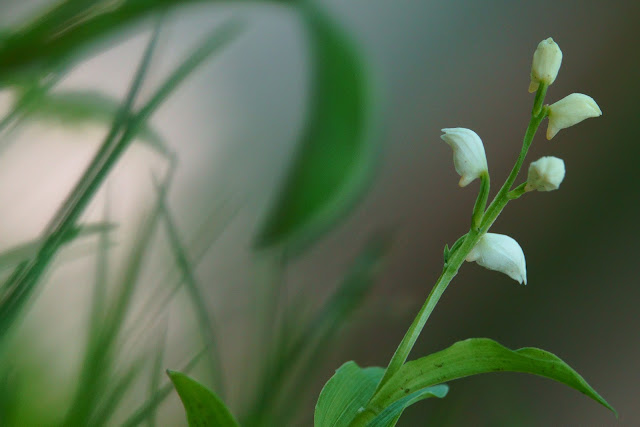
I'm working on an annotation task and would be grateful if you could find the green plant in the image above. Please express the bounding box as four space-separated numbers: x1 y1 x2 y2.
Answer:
0 1 617 426
167 38 616 426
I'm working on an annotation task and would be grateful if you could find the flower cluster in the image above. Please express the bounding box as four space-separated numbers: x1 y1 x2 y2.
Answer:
440 37 601 284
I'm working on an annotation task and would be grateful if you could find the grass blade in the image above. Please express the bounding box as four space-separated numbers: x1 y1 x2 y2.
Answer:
0 223 114 273
146 318 169 427
0 18 162 340
155 178 226 398
24 89 172 156
63 192 164 425
0 17 241 341
88 358 147 427
244 233 391 425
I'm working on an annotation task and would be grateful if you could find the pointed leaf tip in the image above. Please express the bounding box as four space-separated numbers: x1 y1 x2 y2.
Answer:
168 371 239 427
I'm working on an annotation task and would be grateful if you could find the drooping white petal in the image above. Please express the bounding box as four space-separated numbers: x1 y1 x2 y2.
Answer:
466 233 527 285
525 156 565 192
546 93 602 139
529 38 563 93
440 128 488 187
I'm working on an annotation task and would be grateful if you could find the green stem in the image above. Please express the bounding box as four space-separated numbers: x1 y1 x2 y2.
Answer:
507 182 528 200
357 87 549 425
479 108 546 232
471 172 490 230
371 228 480 394
532 83 548 117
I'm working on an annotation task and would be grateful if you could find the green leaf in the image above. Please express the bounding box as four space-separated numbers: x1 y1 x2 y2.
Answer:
255 3 380 253
167 370 239 427
361 338 616 425
24 90 171 156
315 361 384 427
366 385 449 427
0 0 249 84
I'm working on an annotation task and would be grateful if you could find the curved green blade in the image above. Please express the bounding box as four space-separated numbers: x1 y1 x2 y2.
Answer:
367 385 449 427
365 338 616 423
255 3 380 253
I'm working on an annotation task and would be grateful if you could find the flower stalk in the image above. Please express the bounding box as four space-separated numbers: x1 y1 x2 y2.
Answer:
357 84 551 423
471 172 490 230
341 37 606 426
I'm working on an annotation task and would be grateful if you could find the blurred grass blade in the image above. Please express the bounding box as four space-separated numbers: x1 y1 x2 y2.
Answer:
246 233 390 425
121 349 206 427
0 77 57 136
280 234 389 399
0 0 157 84
168 370 239 427
363 338 616 424
85 197 113 355
131 19 243 126
88 358 147 426
0 19 161 340
156 179 225 397
0 0 246 83
0 222 115 273
366 385 449 427
0 18 241 341
314 361 384 427
64 199 163 425
255 2 380 253
146 319 169 427
24 90 171 156
122 195 238 349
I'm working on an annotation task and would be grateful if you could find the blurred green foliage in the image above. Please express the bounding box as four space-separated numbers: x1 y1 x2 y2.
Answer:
0 0 385 426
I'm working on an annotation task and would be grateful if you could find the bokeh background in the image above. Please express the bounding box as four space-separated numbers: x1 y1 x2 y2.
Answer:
0 0 638 425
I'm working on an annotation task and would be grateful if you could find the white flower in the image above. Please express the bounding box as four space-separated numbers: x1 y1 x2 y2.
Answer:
546 93 602 140
525 156 565 192
529 38 562 93
466 233 527 285
440 128 488 187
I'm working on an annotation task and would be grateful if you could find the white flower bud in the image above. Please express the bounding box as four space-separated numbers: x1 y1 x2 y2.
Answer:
466 233 527 285
546 93 602 140
440 128 488 187
525 156 565 192
529 38 562 93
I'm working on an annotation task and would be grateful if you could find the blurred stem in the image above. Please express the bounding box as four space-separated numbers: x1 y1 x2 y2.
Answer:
358 86 549 424
156 180 226 399
244 250 287 425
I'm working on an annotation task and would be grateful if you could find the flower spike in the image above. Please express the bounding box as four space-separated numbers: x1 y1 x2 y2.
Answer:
466 233 527 285
440 128 488 187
